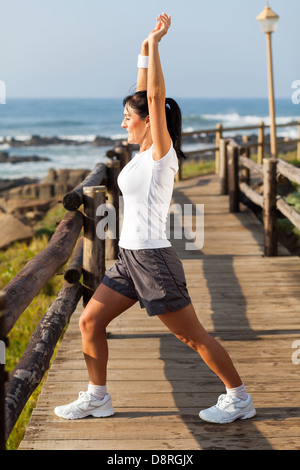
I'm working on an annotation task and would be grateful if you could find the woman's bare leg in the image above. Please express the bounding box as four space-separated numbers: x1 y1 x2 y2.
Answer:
158 303 242 389
79 284 137 385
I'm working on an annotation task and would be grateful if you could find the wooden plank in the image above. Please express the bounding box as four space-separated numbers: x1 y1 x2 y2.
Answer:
18 437 300 450
20 416 300 441
19 173 300 451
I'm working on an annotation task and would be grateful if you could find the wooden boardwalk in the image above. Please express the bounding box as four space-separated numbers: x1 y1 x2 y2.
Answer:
19 174 300 450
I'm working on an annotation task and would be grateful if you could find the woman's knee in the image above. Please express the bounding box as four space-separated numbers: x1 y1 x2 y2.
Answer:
175 333 198 351
79 305 106 337
159 304 210 351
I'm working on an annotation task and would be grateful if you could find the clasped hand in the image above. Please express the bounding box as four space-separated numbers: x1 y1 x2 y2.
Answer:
148 12 171 44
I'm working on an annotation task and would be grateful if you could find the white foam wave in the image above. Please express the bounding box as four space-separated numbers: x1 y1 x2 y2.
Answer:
185 112 299 138
110 132 128 140
202 112 298 126
4 135 32 142
60 134 97 142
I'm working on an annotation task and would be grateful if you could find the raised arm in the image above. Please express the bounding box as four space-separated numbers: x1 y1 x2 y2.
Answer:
147 13 172 161
136 39 148 92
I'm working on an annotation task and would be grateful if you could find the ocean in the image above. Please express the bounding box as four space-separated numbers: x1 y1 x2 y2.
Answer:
0 97 299 181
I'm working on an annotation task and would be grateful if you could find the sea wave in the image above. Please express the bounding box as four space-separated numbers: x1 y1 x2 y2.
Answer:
60 134 97 142
183 112 299 137
0 143 10 150
35 120 85 127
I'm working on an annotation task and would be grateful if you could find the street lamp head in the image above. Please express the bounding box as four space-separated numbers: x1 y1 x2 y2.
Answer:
257 4 279 34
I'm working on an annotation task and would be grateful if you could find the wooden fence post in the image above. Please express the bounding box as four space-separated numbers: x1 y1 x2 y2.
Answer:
105 159 120 260
219 138 228 195
227 143 240 212
241 135 250 185
263 158 277 256
258 121 265 164
115 142 132 170
215 123 223 174
83 186 106 306
0 292 7 450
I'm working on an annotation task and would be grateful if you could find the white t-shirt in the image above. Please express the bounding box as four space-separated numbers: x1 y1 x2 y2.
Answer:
117 143 179 249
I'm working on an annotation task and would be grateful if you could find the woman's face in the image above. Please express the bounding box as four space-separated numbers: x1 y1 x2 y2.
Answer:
121 105 149 145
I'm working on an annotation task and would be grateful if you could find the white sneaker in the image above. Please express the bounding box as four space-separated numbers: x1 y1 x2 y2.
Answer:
54 392 115 420
199 394 256 424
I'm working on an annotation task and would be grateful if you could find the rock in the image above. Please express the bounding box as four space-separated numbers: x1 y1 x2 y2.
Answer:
42 168 56 184
0 152 50 164
0 177 39 194
3 134 118 147
42 168 90 185
3 198 57 217
92 136 116 146
0 213 34 249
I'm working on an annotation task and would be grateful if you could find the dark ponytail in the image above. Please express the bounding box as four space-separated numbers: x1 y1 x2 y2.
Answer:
165 97 186 160
123 91 186 159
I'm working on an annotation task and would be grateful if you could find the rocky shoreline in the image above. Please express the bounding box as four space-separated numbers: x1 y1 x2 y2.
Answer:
0 151 50 164
0 131 297 250
1 130 295 151
2 134 121 147
0 167 90 249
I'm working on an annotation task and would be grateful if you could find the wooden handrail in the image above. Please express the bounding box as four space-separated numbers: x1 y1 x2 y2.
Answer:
221 136 300 256
63 162 107 211
277 158 300 186
184 147 219 157
239 182 263 208
239 155 263 175
5 281 82 441
182 120 299 137
182 120 300 173
0 152 123 446
64 236 83 284
1 210 83 338
276 197 300 232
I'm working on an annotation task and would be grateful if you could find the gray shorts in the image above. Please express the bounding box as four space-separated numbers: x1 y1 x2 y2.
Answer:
101 246 191 316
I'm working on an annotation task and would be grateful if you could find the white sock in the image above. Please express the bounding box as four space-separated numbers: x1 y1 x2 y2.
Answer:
226 382 248 401
88 383 107 400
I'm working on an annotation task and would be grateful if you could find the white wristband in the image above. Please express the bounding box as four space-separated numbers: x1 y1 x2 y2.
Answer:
137 54 149 69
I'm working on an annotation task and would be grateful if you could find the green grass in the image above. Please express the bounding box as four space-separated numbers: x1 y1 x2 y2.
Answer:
181 157 215 179
0 203 68 450
251 149 300 166
276 150 300 243
283 189 300 243
250 149 300 251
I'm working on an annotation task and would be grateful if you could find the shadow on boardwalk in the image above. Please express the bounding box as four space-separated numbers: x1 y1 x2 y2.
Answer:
171 177 256 340
159 175 300 450
159 334 274 450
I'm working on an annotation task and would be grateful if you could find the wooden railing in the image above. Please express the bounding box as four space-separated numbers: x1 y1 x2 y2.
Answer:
0 147 129 449
219 137 300 256
181 120 300 173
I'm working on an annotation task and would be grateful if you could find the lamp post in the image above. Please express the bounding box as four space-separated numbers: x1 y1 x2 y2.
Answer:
257 3 279 159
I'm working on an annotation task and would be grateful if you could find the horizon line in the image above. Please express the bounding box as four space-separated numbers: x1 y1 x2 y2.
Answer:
4 96 292 100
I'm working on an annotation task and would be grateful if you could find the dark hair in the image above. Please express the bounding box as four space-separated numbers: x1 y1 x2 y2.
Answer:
123 91 186 159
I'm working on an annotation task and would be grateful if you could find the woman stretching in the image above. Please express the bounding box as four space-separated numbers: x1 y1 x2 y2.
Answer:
55 13 256 424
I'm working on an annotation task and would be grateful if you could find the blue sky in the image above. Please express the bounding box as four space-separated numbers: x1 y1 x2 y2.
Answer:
1 0 299 99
